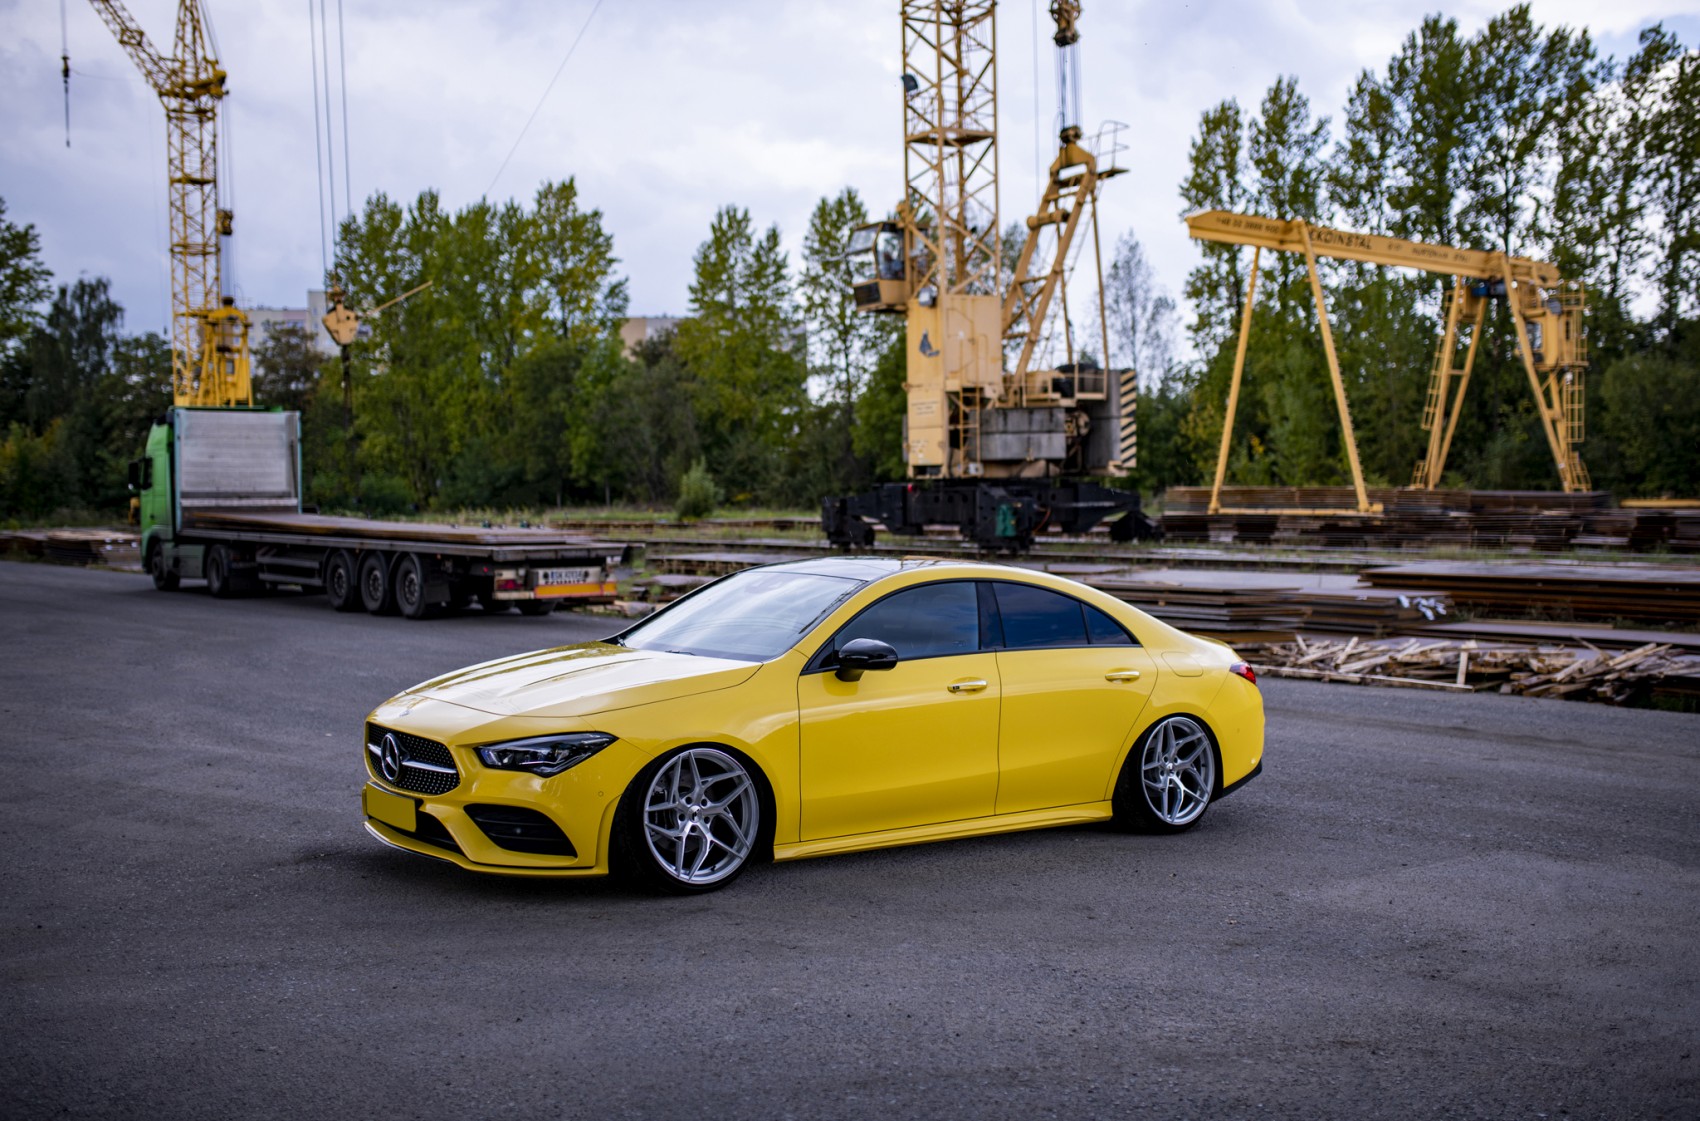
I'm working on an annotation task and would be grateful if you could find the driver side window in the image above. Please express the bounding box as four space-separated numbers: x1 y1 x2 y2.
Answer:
832 582 981 661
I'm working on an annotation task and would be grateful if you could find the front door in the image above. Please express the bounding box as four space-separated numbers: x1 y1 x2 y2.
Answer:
798 580 999 840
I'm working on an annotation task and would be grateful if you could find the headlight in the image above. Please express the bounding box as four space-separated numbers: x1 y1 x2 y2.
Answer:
476 732 616 777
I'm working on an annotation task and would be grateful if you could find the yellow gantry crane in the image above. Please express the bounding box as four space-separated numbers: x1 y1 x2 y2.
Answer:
88 0 252 408
1185 209 1589 513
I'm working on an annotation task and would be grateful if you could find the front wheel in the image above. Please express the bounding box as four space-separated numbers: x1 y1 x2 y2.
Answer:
1113 715 1217 833
147 543 179 591
618 746 762 894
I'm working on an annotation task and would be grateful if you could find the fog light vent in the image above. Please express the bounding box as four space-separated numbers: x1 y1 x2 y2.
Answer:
464 804 577 857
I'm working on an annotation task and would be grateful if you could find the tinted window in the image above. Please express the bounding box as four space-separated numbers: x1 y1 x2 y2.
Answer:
1084 602 1135 645
832 582 981 660
993 583 1089 649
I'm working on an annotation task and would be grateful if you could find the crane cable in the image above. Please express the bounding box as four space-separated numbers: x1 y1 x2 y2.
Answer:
484 0 605 199
60 0 71 147
308 0 329 277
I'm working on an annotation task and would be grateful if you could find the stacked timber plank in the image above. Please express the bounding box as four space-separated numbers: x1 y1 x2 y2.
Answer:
1359 562 1700 626
0 527 139 568
1242 635 1700 704
1157 486 1700 552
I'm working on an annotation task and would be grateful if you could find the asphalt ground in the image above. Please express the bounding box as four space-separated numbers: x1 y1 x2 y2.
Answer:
1 560 1696 1121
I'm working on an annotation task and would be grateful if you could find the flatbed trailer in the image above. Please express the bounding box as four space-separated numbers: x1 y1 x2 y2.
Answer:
135 408 631 618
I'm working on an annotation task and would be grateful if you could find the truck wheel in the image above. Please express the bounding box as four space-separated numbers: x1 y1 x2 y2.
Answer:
478 593 513 614
394 553 432 620
518 599 556 616
147 543 179 592
206 545 234 598
358 552 397 615
324 550 360 612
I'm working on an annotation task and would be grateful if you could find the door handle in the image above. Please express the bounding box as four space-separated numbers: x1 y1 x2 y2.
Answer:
1105 670 1142 682
948 678 988 694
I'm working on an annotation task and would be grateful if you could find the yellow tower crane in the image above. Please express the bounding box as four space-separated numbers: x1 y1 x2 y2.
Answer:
824 0 1155 552
1185 209 1589 514
88 0 252 408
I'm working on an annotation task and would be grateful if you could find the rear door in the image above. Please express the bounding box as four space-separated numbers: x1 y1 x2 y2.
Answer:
989 581 1157 814
797 580 999 840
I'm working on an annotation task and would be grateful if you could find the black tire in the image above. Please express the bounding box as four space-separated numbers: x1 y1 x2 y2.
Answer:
394 553 432 620
614 745 764 895
478 593 513 614
1112 714 1219 834
358 552 397 615
147 542 179 591
206 544 234 598
324 550 360 612
517 599 555 616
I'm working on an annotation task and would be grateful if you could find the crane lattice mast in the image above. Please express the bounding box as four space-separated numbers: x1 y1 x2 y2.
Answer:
88 0 252 408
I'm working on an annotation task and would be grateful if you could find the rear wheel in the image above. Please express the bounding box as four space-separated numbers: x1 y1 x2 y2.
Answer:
206 544 234 598
147 543 179 591
1113 715 1217 833
358 552 396 615
617 746 762 894
324 550 359 612
394 553 431 620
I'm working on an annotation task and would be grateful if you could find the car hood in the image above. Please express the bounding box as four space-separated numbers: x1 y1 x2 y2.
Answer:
407 641 761 719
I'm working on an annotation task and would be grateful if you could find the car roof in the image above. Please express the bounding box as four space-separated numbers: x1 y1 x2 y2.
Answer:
758 555 1039 583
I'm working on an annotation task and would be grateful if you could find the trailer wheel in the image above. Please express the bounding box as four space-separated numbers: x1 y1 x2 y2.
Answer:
146 543 179 592
206 545 235 598
394 553 432 620
324 550 360 612
358 552 397 615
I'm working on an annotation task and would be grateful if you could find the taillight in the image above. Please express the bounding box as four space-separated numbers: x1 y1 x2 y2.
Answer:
1229 661 1257 686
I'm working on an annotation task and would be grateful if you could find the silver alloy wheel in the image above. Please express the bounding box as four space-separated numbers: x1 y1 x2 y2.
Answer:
642 747 759 886
1140 715 1215 826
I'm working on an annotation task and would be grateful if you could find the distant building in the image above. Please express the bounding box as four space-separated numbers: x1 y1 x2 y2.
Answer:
620 315 685 356
245 292 337 355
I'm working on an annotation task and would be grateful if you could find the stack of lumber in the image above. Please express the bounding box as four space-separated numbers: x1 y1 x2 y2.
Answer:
1083 570 1451 640
1359 561 1700 626
1241 635 1700 704
0 528 139 568
1155 486 1700 551
1086 573 1305 642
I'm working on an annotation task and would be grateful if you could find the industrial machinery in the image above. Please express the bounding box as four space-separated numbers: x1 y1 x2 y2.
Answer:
822 0 1156 553
87 0 253 408
1185 209 1589 514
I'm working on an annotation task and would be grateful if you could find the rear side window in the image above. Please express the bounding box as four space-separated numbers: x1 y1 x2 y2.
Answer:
831 581 981 660
991 582 1136 648
1084 602 1134 645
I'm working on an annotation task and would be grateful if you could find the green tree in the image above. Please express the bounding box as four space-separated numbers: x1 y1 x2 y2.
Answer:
674 205 808 502
252 323 325 415
1 199 53 369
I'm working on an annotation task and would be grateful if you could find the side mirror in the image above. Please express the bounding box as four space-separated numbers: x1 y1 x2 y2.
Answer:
836 637 899 682
127 460 142 490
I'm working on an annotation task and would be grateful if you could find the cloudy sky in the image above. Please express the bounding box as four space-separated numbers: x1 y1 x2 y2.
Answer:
3 0 1695 343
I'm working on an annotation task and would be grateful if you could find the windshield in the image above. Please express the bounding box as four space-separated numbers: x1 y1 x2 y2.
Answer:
620 568 863 662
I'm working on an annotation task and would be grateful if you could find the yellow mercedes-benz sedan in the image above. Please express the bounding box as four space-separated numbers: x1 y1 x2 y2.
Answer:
360 557 1264 892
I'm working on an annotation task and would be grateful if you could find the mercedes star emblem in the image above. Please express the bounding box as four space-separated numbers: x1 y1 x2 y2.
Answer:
379 733 406 784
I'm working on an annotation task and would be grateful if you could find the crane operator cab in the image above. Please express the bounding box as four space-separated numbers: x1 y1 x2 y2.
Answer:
848 221 909 313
